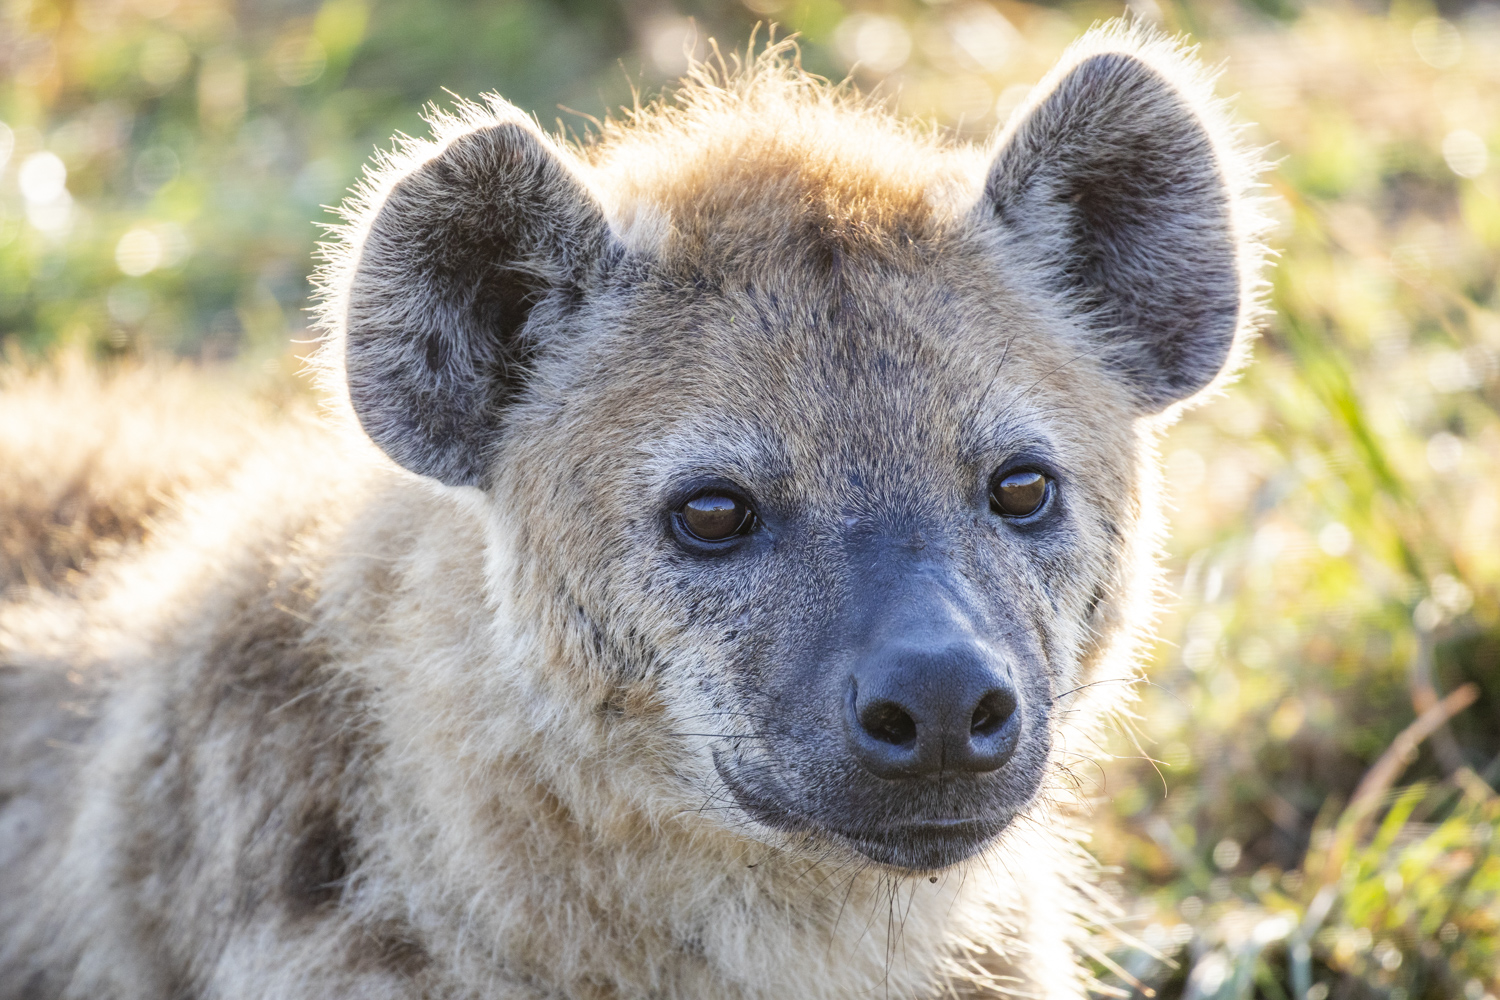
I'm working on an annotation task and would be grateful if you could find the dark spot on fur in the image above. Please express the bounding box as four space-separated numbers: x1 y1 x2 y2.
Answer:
17 968 61 1000
163 970 199 1000
345 921 432 980
376 935 431 978
285 813 352 915
363 923 432 979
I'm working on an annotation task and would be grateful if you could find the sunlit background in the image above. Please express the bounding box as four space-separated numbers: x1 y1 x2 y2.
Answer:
2 0 1498 995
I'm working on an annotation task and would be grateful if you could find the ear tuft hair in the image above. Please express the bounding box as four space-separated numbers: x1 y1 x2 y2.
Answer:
983 23 1270 412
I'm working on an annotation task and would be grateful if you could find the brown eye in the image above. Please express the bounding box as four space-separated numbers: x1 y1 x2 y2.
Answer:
990 470 1050 518
679 493 753 542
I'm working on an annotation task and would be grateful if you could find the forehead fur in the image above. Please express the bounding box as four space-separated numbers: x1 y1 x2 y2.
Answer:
583 51 987 270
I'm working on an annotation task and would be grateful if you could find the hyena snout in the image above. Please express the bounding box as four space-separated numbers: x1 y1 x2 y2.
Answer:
845 640 1021 780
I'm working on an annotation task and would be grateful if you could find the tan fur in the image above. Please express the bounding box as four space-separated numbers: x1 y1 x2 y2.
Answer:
0 357 310 597
1 24 1268 1000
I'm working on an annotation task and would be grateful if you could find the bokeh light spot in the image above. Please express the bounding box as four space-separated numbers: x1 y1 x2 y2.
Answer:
1317 521 1352 556
1412 17 1462 69
19 152 67 204
834 14 911 74
945 3 1018 72
116 228 164 276
1442 129 1488 179
140 33 191 90
272 34 328 86
1269 699 1305 740
646 18 697 75
1426 431 1462 472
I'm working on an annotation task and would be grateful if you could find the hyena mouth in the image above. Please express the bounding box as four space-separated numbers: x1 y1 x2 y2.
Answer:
826 817 1014 871
713 755 1014 872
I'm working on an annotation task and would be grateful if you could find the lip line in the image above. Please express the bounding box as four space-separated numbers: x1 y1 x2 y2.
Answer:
713 755 1002 842
831 816 1002 846
886 817 985 830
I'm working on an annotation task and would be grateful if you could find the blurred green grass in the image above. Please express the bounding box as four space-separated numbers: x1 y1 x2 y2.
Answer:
2 0 1498 996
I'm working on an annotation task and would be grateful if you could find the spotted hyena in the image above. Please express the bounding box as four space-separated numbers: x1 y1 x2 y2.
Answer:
0 24 1265 1000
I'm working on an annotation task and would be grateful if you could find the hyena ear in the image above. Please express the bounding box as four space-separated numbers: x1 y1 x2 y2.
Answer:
343 108 614 486
983 33 1258 411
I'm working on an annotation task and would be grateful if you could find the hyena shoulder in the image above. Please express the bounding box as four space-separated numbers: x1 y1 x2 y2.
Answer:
0 417 471 997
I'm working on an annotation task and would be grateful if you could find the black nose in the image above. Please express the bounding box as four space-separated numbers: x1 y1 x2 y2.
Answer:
844 641 1022 779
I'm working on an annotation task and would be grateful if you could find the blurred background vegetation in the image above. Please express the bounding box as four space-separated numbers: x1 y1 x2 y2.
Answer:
1 0 1497 995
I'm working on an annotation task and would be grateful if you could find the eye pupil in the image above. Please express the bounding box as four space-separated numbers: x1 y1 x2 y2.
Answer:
681 494 752 542
991 470 1049 518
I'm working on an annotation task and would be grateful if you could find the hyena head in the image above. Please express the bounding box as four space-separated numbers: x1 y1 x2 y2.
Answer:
326 28 1262 873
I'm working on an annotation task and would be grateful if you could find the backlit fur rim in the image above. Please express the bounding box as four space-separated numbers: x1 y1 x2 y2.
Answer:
310 22 1272 427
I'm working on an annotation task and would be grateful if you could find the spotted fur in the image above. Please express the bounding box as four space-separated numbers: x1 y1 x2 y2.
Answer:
0 23 1267 1000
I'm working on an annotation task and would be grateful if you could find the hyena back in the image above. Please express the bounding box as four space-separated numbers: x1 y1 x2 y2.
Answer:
0 25 1266 1000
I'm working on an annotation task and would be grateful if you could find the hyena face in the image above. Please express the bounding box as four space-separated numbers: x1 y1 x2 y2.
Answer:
494 263 1143 872
590 294 1131 870
331 37 1256 873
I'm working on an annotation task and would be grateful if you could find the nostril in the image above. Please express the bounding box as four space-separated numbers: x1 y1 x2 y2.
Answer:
860 700 918 746
970 689 1017 738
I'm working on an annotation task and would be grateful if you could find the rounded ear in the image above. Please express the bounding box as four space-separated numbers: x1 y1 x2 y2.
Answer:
342 108 614 486
983 30 1264 411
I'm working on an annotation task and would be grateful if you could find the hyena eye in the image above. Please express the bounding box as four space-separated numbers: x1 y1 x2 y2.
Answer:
678 493 755 543
990 470 1051 519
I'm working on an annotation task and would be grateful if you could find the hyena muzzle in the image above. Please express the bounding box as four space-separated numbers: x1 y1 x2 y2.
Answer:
0 24 1264 1000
